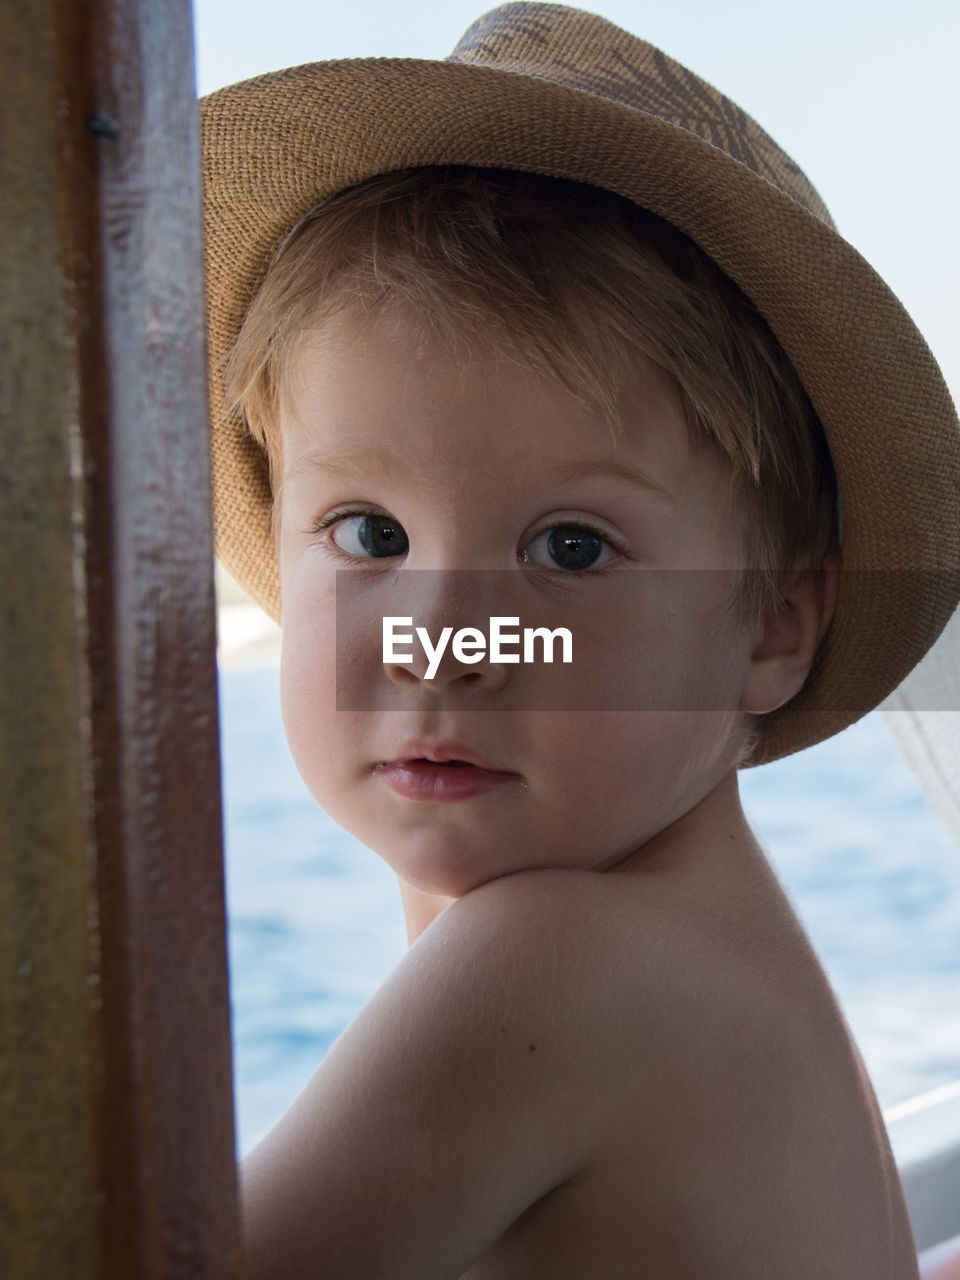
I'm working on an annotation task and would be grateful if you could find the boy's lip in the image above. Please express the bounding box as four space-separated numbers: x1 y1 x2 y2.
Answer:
381 738 519 775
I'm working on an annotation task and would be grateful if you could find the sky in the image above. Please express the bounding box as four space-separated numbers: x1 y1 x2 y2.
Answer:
192 0 959 391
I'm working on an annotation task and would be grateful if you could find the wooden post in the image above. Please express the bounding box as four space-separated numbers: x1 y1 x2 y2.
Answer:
0 2 241 1277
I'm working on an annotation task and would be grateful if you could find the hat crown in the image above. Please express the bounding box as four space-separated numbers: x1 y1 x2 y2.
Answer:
448 2 834 228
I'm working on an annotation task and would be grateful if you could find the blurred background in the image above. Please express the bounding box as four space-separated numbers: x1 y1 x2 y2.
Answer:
195 1 960 1158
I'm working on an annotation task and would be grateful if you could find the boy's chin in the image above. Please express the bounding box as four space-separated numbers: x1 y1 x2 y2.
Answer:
390 856 498 902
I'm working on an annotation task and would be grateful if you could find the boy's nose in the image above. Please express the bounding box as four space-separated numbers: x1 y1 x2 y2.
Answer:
379 568 520 694
382 640 513 694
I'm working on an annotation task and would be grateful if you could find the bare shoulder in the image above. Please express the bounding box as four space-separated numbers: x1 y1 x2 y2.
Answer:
390 868 646 1080
410 865 759 1109
237 868 664 1279
412 866 692 1040
424 862 687 966
421 865 633 966
239 861 918 1278
436 867 918 1280
424 862 775 1023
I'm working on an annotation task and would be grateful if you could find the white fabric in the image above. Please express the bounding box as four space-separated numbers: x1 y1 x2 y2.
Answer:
880 603 960 847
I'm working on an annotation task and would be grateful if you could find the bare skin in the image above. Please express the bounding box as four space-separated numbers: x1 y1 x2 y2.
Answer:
451 800 916 1280
241 784 918 1279
238 304 918 1279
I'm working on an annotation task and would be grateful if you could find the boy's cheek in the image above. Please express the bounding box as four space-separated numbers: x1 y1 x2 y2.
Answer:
279 639 350 806
276 531 339 627
280 605 337 699
277 595 343 799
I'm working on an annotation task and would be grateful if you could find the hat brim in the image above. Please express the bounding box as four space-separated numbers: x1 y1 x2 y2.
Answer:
201 56 960 766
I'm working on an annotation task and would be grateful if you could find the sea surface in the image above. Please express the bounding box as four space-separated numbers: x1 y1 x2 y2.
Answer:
220 663 960 1159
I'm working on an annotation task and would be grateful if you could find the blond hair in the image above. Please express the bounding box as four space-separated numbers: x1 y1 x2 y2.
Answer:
225 165 840 640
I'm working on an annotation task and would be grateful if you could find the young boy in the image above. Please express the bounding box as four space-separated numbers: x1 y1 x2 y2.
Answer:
200 5 960 1276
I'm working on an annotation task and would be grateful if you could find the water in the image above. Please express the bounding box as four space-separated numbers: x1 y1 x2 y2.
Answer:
220 665 960 1158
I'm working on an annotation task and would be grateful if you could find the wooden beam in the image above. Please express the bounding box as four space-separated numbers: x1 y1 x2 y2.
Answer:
0 2 241 1276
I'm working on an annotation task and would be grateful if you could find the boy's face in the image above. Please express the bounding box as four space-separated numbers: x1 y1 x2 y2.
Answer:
276 302 763 898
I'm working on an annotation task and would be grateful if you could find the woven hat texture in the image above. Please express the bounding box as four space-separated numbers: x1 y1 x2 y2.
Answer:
200 1 960 766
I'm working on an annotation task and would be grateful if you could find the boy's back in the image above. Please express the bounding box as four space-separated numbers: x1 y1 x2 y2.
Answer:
459 860 908 1279
240 773 917 1279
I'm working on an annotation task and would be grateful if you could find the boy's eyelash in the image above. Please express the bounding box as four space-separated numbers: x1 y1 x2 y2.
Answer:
308 506 377 537
306 506 627 569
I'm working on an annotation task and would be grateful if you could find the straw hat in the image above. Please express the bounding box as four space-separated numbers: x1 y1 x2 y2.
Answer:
200 1 960 767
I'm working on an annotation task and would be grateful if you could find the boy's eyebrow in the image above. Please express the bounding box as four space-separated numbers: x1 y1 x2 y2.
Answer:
285 447 675 502
550 458 675 502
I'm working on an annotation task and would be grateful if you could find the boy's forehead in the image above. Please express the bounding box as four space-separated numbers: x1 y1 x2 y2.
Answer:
283 309 677 467
283 299 685 446
276 300 752 556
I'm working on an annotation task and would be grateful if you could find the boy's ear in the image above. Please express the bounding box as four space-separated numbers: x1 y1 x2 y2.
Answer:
738 551 841 715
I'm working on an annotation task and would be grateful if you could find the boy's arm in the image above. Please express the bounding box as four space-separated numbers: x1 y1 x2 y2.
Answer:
237 869 633 1280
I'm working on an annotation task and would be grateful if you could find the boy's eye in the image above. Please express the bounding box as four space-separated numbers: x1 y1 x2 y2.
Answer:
521 525 618 572
326 511 410 559
310 509 620 571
